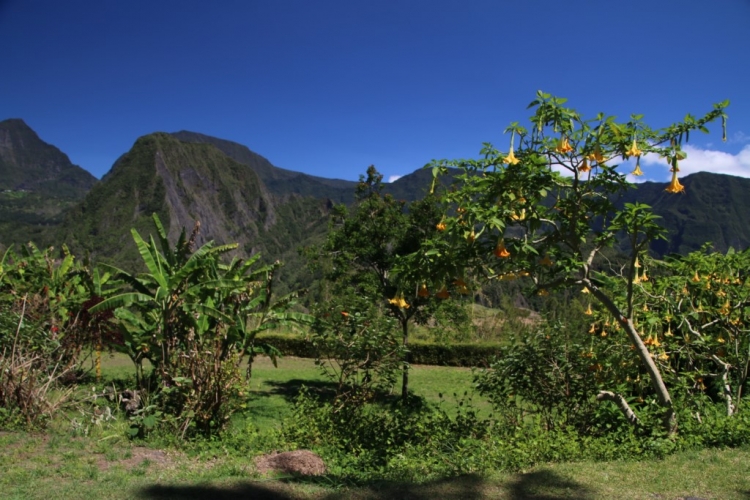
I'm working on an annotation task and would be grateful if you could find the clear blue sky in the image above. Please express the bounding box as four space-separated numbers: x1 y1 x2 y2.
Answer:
1 0 748 183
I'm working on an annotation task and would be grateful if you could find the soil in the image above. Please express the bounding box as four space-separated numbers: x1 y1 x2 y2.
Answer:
254 449 326 476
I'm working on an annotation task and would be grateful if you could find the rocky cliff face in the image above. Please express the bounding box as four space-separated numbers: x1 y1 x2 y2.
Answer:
56 132 332 276
0 119 98 249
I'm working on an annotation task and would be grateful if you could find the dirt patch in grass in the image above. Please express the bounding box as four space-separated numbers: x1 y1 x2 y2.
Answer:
255 450 327 476
95 446 173 471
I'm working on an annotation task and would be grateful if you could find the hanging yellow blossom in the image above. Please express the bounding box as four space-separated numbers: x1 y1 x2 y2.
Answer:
624 138 642 158
692 271 701 282
581 287 590 294
555 136 574 153
417 284 430 298
589 323 597 334
665 158 685 193
436 286 450 299
436 221 447 231
631 157 644 176
665 170 685 194
389 294 410 309
539 255 554 267
511 209 526 221
642 303 649 312
634 257 641 268
719 300 731 316
584 303 593 315
505 148 520 165
658 352 669 361
578 157 591 173
587 144 606 163
493 240 511 258
467 229 476 243
640 271 649 282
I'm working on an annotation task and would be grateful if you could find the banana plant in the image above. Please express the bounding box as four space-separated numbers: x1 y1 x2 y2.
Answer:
91 214 311 386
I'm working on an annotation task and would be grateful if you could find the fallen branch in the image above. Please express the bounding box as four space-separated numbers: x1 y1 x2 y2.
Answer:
597 390 638 426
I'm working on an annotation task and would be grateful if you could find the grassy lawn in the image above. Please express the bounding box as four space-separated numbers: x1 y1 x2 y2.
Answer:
1 428 748 499
3 354 749 499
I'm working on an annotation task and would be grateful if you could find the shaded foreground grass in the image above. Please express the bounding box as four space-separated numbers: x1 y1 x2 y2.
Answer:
1 428 749 499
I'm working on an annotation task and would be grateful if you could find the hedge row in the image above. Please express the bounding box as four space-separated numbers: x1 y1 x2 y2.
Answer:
255 334 500 368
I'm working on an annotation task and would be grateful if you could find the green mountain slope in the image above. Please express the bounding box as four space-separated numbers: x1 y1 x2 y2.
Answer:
171 131 357 204
621 172 750 255
57 133 333 288
0 118 98 248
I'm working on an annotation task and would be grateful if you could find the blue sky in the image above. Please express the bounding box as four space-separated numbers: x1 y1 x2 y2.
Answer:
1 0 748 183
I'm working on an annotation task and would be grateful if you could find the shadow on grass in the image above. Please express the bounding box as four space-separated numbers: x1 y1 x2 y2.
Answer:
138 470 595 500
258 379 424 408
506 469 595 500
260 379 339 403
138 474 488 500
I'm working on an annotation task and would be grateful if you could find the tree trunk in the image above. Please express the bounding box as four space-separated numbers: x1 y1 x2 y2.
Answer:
587 282 676 434
401 318 409 401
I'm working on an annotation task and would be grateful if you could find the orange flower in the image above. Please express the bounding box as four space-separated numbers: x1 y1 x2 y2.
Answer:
493 241 510 258
341 311 349 317
436 221 447 231
436 286 450 299
555 136 574 154
417 284 430 298
578 157 591 173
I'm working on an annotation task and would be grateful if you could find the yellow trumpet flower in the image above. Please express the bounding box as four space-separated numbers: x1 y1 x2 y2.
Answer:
389 294 410 309
555 136 574 154
504 148 520 165
417 284 430 298
665 169 685 194
625 138 642 158
578 157 592 173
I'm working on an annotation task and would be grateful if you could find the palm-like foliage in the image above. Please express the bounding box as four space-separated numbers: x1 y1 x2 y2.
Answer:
91 214 309 435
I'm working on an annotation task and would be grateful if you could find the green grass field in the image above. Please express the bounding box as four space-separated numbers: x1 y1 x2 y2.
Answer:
2 353 749 499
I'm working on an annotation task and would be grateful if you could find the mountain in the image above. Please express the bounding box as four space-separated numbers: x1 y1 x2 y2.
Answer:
622 173 750 256
0 118 97 249
171 131 358 204
57 133 332 289
3 119 748 276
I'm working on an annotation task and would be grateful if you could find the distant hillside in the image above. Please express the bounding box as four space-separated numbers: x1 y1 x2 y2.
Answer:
56 133 332 291
0 118 97 248
171 131 358 204
621 172 750 255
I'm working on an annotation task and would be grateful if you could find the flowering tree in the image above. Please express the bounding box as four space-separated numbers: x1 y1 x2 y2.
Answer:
404 91 729 433
311 166 456 401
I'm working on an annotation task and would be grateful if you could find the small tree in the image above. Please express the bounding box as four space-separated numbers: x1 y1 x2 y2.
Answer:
311 166 453 400
410 92 728 433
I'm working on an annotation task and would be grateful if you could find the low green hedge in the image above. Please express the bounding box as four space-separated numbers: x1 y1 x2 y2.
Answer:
255 333 499 367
